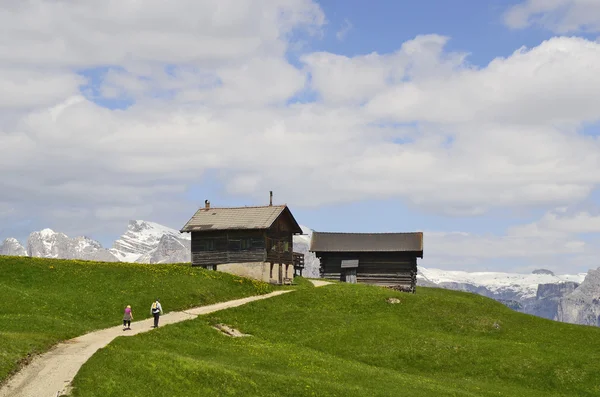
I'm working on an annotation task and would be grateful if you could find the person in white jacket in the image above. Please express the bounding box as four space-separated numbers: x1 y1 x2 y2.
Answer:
150 299 163 328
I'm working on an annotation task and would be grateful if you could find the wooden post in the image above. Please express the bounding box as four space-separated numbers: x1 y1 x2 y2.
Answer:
278 263 283 284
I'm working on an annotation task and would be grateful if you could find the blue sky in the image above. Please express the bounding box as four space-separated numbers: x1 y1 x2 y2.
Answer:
305 0 582 61
3 0 600 273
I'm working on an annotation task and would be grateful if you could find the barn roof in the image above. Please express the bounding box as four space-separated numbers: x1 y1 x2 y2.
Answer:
180 205 303 234
309 231 423 254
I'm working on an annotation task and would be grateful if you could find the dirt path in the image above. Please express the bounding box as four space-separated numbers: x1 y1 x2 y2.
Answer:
308 279 332 287
0 290 292 397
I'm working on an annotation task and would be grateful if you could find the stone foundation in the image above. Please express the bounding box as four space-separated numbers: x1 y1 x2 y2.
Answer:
217 262 294 284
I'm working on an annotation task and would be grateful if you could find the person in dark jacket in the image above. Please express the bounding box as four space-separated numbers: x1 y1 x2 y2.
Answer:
150 299 163 328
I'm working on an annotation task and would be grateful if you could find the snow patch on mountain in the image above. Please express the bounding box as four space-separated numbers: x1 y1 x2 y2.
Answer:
0 237 27 256
418 267 586 299
111 220 190 263
135 234 191 264
26 229 118 262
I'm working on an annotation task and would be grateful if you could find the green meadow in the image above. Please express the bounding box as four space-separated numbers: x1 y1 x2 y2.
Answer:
71 283 600 397
0 256 274 384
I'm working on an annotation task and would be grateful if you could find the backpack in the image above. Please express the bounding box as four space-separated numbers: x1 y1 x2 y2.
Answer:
152 302 159 313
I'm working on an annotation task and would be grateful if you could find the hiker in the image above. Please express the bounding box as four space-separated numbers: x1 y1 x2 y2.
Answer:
151 299 163 328
123 305 133 330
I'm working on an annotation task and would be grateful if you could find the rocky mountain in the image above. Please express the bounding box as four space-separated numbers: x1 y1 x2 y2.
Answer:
135 234 191 264
532 269 555 276
417 267 590 323
4 220 600 327
26 229 118 262
530 282 580 320
110 220 190 263
556 268 600 326
0 220 314 268
292 225 320 278
0 238 27 256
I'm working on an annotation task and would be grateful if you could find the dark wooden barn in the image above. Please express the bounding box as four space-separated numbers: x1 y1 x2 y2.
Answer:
180 195 304 285
309 231 424 292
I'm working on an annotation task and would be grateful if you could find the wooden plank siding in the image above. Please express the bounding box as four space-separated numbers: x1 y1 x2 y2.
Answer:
316 252 418 292
191 230 267 267
191 227 297 267
264 213 295 265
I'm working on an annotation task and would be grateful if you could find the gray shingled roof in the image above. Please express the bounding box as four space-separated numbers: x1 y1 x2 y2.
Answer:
180 205 302 233
309 231 423 253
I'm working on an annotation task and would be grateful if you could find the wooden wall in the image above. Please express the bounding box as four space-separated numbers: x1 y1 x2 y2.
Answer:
191 230 267 267
316 252 419 292
190 214 298 267
265 214 294 265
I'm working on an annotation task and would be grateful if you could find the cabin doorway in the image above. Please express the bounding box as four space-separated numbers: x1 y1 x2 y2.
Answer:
343 268 357 283
340 259 359 284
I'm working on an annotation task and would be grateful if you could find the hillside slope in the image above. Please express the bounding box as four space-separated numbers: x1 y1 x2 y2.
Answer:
417 267 592 323
72 284 600 397
0 256 274 385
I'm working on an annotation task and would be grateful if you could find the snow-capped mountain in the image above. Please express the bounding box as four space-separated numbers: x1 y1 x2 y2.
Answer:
417 267 586 300
3 220 600 327
1 220 314 267
0 237 27 256
110 220 190 263
417 267 590 322
26 229 118 262
292 225 320 278
135 234 191 264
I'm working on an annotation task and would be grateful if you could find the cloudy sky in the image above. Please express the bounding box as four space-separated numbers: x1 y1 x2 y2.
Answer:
2 0 600 274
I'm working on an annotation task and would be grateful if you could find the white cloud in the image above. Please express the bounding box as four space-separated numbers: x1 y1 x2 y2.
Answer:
302 35 467 105
4 34 600 219
421 207 600 273
366 36 600 126
504 0 600 33
0 0 325 67
0 68 83 109
3 2 600 272
509 209 600 237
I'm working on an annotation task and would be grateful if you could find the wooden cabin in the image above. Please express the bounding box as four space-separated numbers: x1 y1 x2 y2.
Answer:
180 195 304 285
309 231 424 293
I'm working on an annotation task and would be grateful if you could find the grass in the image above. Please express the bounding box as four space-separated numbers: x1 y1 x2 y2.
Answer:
0 255 276 384
71 283 600 396
281 275 316 290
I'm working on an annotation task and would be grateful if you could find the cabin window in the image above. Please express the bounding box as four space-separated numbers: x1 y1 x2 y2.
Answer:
229 238 255 251
197 239 215 251
270 241 280 252
229 239 241 251
240 239 251 250
267 239 290 253
215 238 228 251
252 239 264 249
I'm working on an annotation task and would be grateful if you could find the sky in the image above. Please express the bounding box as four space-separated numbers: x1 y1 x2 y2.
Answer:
2 0 600 274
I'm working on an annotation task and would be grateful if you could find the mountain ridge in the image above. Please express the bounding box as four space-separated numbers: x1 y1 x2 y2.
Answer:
1 221 599 327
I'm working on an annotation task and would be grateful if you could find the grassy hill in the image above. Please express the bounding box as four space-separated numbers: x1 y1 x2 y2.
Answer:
0 256 275 384
71 283 600 397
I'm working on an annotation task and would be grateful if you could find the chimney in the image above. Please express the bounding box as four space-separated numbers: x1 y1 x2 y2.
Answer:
269 191 273 206
204 199 210 209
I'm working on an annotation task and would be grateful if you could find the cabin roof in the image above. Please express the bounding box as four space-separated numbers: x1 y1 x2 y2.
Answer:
180 205 303 234
309 231 423 254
